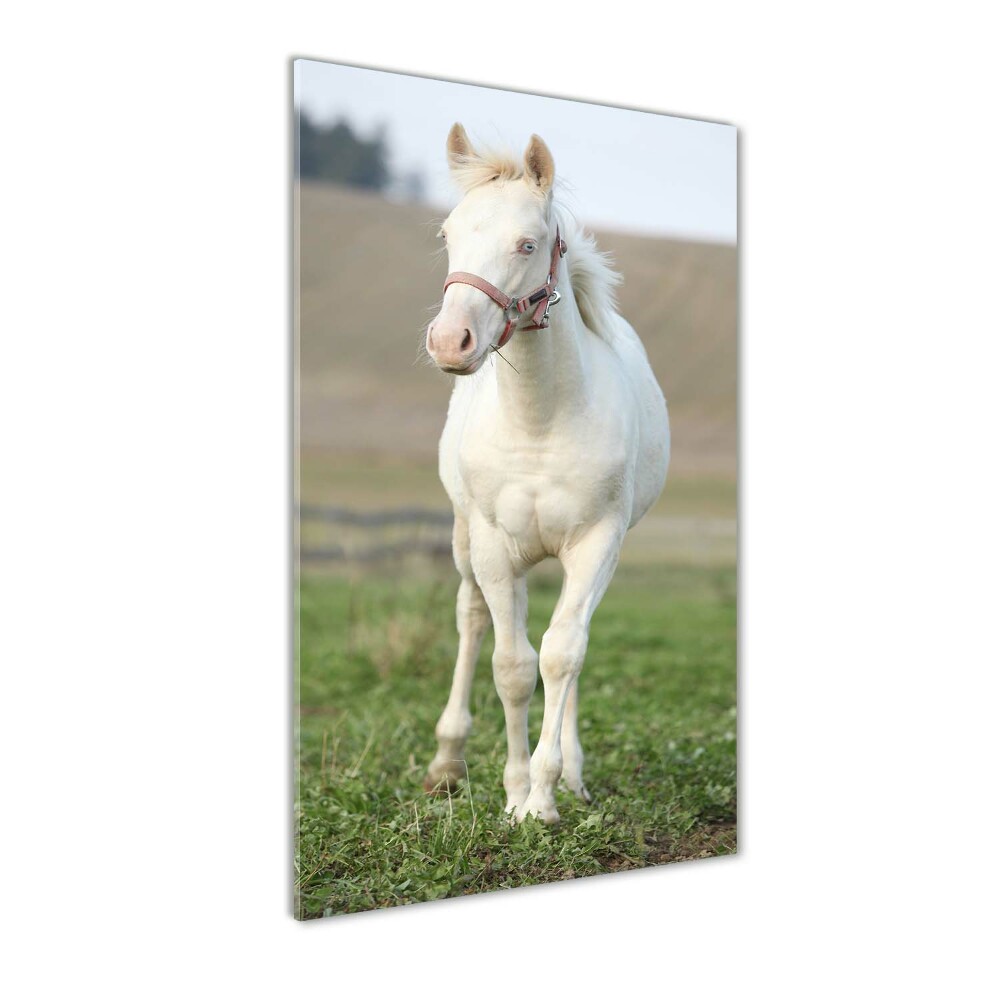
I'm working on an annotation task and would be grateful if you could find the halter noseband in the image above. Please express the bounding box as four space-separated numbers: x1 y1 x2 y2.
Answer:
442 227 568 350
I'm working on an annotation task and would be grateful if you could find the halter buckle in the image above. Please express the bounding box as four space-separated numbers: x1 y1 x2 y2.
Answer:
540 288 561 326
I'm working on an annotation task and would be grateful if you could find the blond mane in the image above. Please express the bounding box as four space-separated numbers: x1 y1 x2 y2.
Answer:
553 203 624 348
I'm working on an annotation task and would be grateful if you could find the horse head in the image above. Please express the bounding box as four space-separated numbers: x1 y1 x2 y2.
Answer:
426 123 560 374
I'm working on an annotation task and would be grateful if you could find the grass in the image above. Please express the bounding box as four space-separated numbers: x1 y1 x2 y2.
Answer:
295 561 737 919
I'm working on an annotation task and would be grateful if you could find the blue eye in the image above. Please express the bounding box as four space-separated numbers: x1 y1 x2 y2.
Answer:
520 241 536 254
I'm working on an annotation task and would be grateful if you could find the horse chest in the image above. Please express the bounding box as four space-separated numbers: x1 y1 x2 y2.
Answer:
459 440 624 558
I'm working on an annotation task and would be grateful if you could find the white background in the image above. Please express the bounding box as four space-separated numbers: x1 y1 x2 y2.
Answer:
2 3 998 997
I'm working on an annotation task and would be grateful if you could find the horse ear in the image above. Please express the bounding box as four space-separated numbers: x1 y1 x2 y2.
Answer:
523 134 555 193
447 123 475 171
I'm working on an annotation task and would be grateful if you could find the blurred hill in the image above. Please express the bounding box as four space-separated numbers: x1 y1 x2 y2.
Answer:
297 181 737 516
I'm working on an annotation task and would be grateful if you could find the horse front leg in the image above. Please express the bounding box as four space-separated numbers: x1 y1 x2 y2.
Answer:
468 518 537 815
516 518 625 824
426 515 491 794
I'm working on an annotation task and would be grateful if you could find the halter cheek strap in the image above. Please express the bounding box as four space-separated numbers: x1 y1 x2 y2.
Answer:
442 227 568 349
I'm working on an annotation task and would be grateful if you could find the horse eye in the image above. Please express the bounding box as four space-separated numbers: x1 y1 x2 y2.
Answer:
520 241 536 254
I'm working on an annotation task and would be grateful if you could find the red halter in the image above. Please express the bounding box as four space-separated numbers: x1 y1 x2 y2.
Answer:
442 227 568 349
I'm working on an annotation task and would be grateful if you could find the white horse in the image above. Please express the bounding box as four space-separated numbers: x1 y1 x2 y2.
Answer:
424 124 670 824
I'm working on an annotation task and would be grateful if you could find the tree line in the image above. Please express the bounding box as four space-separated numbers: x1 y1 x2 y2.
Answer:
296 112 391 192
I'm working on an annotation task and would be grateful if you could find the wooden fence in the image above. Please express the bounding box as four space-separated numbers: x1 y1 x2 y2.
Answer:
298 505 454 563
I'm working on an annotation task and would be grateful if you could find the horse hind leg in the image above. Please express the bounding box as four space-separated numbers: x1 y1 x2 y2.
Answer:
549 576 591 803
425 516 491 794
560 678 592 803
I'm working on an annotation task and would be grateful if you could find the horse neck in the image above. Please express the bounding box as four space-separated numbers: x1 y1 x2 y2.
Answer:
494 277 588 430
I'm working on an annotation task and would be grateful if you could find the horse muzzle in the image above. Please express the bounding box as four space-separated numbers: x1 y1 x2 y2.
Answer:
426 320 485 375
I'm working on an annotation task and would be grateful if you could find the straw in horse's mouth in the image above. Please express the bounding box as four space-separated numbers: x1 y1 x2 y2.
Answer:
490 344 519 374
440 343 518 376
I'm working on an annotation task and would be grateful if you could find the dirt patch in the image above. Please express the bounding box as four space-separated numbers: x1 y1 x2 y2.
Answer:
644 823 737 865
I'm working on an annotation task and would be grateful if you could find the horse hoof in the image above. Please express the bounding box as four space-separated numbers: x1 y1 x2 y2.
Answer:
423 772 461 795
562 780 592 804
515 797 560 825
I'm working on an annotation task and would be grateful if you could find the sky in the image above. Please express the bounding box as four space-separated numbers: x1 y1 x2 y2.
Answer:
295 59 737 244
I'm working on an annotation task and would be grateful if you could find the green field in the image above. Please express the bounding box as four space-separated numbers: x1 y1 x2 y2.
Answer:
295 182 738 919
295 562 737 919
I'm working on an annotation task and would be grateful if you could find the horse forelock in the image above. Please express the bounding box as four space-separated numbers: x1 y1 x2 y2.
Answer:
449 146 526 192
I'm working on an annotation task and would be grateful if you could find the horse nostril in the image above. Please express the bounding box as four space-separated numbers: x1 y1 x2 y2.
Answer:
461 330 472 352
